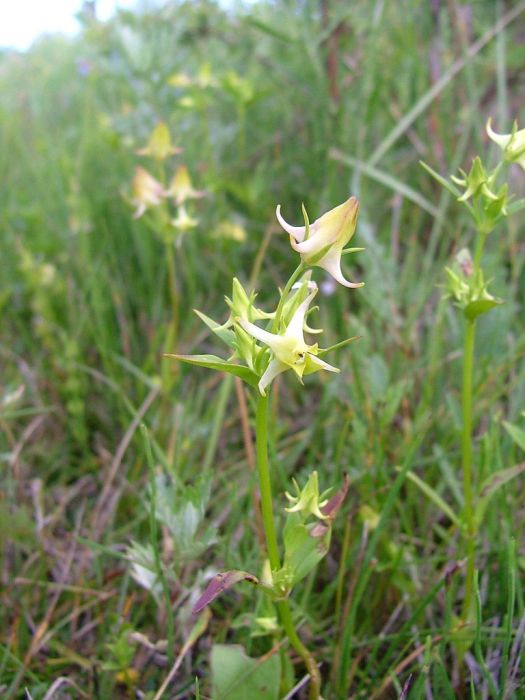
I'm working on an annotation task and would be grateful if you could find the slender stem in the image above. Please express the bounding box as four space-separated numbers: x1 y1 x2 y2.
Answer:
255 394 321 699
459 227 486 625
271 263 306 332
165 241 179 329
473 231 487 269
460 317 476 625
255 394 280 570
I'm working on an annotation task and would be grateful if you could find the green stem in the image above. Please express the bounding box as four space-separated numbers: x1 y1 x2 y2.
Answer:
255 394 321 699
255 394 280 570
460 317 476 626
459 228 486 631
473 231 487 269
165 241 179 329
271 263 306 332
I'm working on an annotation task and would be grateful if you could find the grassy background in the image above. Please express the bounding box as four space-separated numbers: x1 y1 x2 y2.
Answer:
1 0 525 697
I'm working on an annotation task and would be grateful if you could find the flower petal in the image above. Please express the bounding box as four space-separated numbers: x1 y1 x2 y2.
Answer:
276 205 307 242
285 288 317 341
258 357 287 395
239 318 280 347
317 248 364 289
486 118 512 150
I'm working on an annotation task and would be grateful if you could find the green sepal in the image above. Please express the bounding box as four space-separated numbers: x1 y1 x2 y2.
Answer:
301 202 310 240
317 335 361 357
342 247 365 256
164 353 259 386
231 324 259 371
307 242 334 266
194 309 236 347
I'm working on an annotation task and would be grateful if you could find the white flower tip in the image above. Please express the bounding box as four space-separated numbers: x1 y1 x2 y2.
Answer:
276 204 306 241
338 278 364 289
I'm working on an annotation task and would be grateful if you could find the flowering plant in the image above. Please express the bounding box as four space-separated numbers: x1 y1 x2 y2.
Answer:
166 198 363 698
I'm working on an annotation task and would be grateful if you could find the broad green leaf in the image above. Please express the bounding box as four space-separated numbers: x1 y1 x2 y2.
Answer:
464 297 503 321
273 515 331 594
503 421 525 452
164 353 259 387
211 644 280 700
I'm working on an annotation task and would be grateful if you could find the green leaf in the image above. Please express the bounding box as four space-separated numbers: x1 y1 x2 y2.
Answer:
330 150 441 219
164 354 259 386
464 297 503 321
194 309 235 347
503 420 525 452
476 462 525 523
211 644 281 700
507 198 525 216
404 469 460 527
419 161 464 200
273 515 331 594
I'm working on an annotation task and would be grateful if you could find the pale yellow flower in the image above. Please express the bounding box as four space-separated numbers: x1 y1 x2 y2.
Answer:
486 118 525 171
131 167 165 218
171 205 198 232
136 121 182 160
276 197 363 288
239 286 339 395
165 165 205 206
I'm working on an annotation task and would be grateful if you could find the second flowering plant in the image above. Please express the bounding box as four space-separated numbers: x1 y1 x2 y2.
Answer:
166 196 363 699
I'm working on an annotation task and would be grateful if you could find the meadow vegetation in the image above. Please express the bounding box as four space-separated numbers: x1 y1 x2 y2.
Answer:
1 1 525 698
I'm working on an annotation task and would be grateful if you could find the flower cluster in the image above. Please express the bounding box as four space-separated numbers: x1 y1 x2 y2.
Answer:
130 122 204 239
166 198 363 395
445 248 502 321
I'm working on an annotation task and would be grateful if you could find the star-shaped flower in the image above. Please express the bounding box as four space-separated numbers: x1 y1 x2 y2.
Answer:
238 286 339 395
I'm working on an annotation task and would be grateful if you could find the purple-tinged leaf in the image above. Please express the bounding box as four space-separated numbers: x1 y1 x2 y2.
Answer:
321 475 350 520
192 570 259 615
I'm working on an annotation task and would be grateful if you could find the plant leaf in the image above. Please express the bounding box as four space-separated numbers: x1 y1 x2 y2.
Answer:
404 469 460 527
507 198 525 216
503 421 525 452
419 160 464 200
464 297 503 321
164 353 259 386
192 570 259 614
194 309 236 347
211 644 281 700
476 462 525 524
